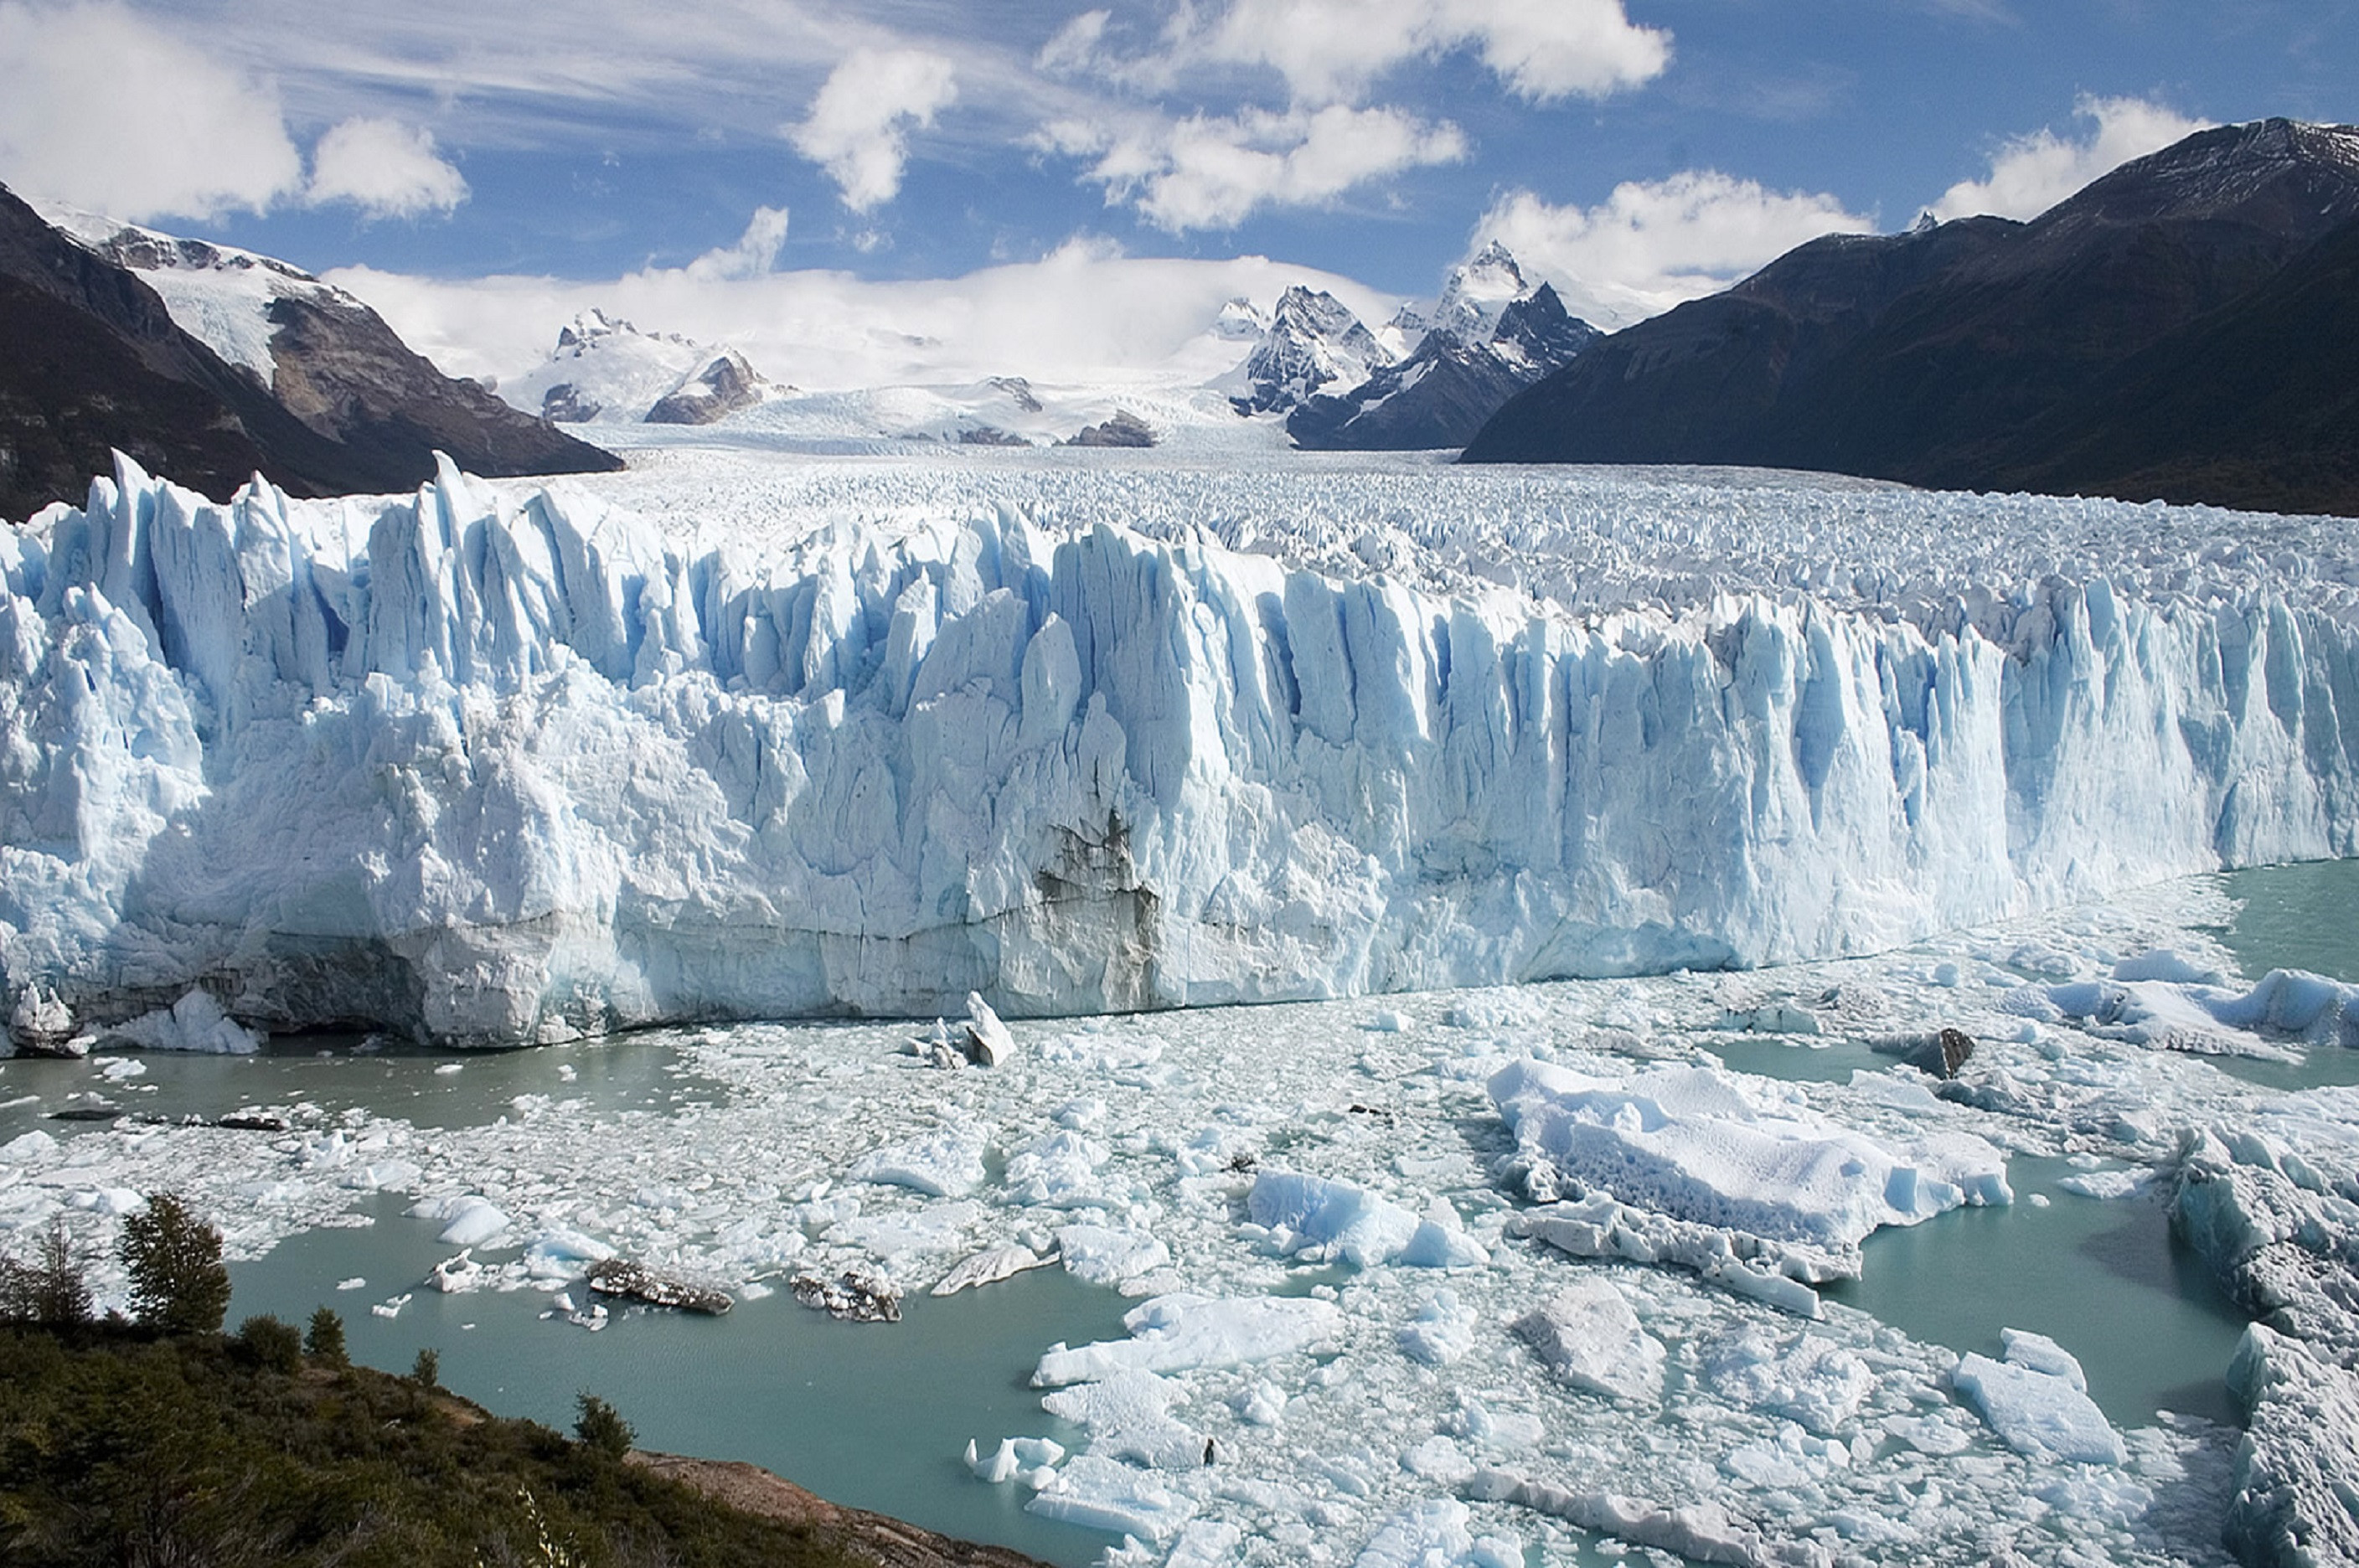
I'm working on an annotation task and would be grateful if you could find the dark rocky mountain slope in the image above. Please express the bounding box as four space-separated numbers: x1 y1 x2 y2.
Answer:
1463 120 2359 517
0 183 618 520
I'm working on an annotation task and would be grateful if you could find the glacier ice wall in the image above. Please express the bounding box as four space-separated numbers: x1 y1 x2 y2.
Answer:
3 456 2356 1045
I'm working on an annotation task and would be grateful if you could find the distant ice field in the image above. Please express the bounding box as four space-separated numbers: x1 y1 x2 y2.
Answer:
539 437 2359 631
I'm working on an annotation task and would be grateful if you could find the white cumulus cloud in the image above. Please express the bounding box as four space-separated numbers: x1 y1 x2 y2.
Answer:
1198 0 1670 106
307 117 469 219
1475 173 1874 329
685 205 791 281
1047 104 1467 233
789 48 958 211
0 0 302 220
1931 95 2215 222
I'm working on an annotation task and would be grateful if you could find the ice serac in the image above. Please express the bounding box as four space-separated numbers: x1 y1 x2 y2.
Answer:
4 458 2359 1047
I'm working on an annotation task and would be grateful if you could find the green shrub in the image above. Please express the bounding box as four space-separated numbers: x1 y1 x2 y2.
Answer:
304 1305 348 1367
118 1193 230 1335
574 1392 635 1460
235 1313 303 1373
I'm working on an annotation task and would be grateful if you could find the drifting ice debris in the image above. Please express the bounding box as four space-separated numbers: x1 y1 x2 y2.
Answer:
962 993 1014 1066
965 1435 1065 1487
584 1258 733 1314
1466 1471 1834 1568
932 1244 1051 1297
792 1263 901 1322
1510 1197 1835 1319
911 1018 963 1070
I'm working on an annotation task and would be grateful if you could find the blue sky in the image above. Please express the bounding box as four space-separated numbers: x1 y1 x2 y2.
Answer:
2 1 2354 377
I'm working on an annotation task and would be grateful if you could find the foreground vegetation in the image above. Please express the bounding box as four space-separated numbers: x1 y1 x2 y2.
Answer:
0 1197 1025 1568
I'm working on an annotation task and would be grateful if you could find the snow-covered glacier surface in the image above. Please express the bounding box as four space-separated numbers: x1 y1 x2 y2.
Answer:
3 449 2357 1046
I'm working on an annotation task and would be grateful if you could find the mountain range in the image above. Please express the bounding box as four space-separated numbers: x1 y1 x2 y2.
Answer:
0 183 617 520
1462 118 2359 518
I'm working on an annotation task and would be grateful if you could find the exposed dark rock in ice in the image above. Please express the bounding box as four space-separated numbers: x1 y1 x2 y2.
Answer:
793 1263 902 1322
585 1257 734 1314
1063 409 1154 447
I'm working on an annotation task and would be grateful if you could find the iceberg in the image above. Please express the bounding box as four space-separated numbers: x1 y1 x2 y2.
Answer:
4 454 2358 1046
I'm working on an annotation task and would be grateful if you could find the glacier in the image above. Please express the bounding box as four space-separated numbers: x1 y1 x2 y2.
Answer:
3 451 2357 1048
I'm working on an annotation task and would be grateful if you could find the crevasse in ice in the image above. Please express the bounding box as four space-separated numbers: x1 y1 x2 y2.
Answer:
2 453 2355 1044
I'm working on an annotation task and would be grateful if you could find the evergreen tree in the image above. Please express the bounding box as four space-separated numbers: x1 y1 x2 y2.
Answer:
118 1193 231 1335
575 1392 635 1459
305 1305 348 1366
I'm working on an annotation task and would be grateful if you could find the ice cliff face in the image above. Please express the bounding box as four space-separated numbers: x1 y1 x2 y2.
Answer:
3 456 2357 1047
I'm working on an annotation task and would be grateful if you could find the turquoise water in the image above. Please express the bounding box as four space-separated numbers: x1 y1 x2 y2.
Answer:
230 1195 1133 1568
2206 858 2359 1090
1824 1157 2249 1428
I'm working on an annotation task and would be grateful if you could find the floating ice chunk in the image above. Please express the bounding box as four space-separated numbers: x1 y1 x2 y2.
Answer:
1043 1369 1202 1468
1490 1059 2010 1250
1026 1453 1195 1542
1401 1436 1476 1485
1709 1328 1874 1435
1396 1197 1489 1270
342 1158 424 1192
1367 1010 1410 1033
852 1123 989 1197
1228 1380 1286 1426
2055 1166 2154 1200
1034 1293 1345 1386
421 1196 511 1248
1003 1129 1112 1208
933 1244 1051 1296
334 1277 366 1292
427 1250 487 1292
963 992 1014 1066
2 1129 59 1163
1511 1279 1664 1403
1247 1171 1419 1266
524 1227 616 1279
1510 1195 1832 1318
1723 1421 1851 1489
370 1292 411 1319
1398 1289 1479 1365
96 1056 147 1081
1999 1328 2088 1390
1056 1224 1170 1287
967 1436 1066 1486
1953 1334 2124 1464
1164 1520 1244 1568
2113 948 2226 986
111 988 261 1055
1467 1473 1831 1568
1352 1498 1493 1568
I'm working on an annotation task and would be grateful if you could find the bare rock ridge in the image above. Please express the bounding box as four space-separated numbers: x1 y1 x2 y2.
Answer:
1461 117 2359 518
0 183 619 520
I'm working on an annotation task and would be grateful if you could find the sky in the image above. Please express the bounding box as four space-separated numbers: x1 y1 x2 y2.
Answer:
3 0 2355 385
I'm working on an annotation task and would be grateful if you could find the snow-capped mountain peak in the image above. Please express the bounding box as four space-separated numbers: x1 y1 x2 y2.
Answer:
1425 240 1531 347
1226 285 1387 415
505 312 776 426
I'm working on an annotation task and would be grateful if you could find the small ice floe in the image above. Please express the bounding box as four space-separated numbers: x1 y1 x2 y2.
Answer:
370 1292 412 1320
1366 1008 1411 1034
1511 1279 1665 1403
1033 1292 1343 1386
932 1244 1052 1297
412 1194 511 1248
1952 1328 2124 1464
1055 1223 1169 1288
1399 1290 1479 1365
432 1063 464 1076
334 1277 366 1292
1244 1171 1484 1270
426 1249 487 1292
851 1123 989 1197
95 1057 147 1081
1042 1369 1201 1469
792 1263 902 1322
1025 1453 1195 1544
964 1435 1065 1488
